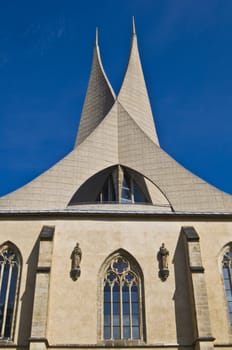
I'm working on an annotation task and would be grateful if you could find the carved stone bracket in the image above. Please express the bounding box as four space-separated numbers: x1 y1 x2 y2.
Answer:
158 243 169 281
70 242 82 281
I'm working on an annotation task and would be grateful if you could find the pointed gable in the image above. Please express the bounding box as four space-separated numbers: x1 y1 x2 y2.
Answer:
117 19 159 145
75 29 116 147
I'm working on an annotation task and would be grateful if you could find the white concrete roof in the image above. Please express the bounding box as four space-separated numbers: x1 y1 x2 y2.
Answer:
1 21 232 212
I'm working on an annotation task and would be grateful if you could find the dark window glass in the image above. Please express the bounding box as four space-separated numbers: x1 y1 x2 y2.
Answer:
121 173 132 203
123 314 130 326
103 256 142 340
123 303 130 314
132 314 139 326
132 302 139 314
104 302 111 315
104 326 110 339
113 303 120 315
0 248 20 339
131 285 138 302
113 314 120 326
223 250 232 327
122 285 129 302
104 314 110 326
113 284 120 302
132 326 140 338
133 181 146 203
123 326 130 338
113 326 120 339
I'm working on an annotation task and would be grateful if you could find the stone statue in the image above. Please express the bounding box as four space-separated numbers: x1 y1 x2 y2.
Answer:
158 243 169 281
70 242 82 281
159 243 169 269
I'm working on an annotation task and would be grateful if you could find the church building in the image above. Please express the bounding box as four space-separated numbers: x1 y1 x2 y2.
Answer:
0 20 232 350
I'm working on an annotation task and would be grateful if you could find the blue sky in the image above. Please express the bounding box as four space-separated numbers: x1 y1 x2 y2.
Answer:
1 0 232 196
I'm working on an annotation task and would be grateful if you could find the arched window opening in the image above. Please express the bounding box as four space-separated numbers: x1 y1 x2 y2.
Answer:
96 166 151 204
222 246 232 326
103 255 142 341
0 244 21 340
68 165 153 206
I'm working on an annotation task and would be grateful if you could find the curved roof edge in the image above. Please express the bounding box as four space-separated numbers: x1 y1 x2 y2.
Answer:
75 30 116 147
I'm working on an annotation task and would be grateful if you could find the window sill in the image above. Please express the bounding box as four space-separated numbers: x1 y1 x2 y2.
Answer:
98 339 145 347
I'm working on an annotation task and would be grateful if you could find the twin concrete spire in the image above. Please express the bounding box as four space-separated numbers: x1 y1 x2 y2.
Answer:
2 19 232 212
75 18 159 147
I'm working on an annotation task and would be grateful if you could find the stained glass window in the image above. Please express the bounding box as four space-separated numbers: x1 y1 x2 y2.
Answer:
103 256 142 340
223 248 232 326
0 245 20 340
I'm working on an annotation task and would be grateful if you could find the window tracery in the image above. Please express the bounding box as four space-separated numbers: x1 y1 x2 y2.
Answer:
103 256 142 340
0 243 21 340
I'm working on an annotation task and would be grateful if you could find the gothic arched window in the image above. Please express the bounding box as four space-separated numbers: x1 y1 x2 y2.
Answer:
222 246 232 326
103 254 144 341
0 243 21 340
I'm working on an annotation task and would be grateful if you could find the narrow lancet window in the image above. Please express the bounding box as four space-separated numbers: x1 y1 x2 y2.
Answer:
222 247 232 326
0 244 21 340
103 255 143 341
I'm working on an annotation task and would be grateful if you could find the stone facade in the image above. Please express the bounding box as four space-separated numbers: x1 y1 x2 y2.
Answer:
0 21 232 350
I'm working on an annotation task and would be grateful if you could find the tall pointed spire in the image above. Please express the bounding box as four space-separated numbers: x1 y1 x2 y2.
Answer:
132 16 136 35
117 18 159 145
75 28 116 147
95 27 98 46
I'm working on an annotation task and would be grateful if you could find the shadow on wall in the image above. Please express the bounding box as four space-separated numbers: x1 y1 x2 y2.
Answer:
17 237 40 347
173 233 194 347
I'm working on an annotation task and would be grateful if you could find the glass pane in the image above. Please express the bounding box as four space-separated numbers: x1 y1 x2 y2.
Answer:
104 290 111 302
113 314 120 326
131 286 138 302
226 289 232 302
113 283 120 292
125 273 134 283
4 306 13 338
102 180 109 202
5 266 18 338
132 326 140 339
228 302 232 313
134 181 146 203
104 283 110 291
223 267 229 278
122 285 129 302
230 312 232 326
224 278 231 290
107 273 117 282
132 314 139 326
113 326 120 339
121 174 132 203
123 302 129 314
113 291 120 302
113 302 120 315
113 259 128 274
123 326 130 339
104 326 111 339
123 314 130 326
109 176 116 202
132 302 139 314
104 302 111 315
104 314 110 326
0 264 9 305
